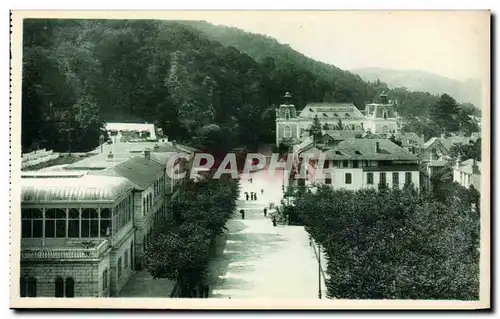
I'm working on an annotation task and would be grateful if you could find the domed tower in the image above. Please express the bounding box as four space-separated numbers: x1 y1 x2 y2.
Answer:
275 92 299 146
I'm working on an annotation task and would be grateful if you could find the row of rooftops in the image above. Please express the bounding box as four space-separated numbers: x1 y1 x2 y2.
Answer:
299 138 419 161
21 140 197 204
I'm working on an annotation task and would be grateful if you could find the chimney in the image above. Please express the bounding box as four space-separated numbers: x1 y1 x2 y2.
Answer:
107 151 113 159
144 149 151 160
376 141 380 153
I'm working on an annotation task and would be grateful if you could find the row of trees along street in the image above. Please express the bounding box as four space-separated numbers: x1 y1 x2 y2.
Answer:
292 184 480 300
143 174 240 298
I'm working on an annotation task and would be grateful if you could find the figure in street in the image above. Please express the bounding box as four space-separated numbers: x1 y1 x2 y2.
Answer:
250 177 253 183
251 192 255 200
240 209 245 219
272 216 277 227
245 192 249 201
254 193 258 201
263 208 267 217
261 188 264 195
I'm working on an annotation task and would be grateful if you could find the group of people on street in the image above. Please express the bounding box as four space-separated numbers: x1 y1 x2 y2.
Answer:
244 189 263 201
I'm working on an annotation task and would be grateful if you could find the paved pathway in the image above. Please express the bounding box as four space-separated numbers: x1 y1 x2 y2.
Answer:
206 169 328 299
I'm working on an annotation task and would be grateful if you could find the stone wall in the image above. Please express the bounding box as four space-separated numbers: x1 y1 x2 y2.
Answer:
20 260 103 297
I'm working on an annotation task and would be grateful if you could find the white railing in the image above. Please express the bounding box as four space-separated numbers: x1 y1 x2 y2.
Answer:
21 240 110 261
21 149 60 169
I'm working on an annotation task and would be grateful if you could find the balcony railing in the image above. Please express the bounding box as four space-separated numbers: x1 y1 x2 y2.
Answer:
21 240 110 261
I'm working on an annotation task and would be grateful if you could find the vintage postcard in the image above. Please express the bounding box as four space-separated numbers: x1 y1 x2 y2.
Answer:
9 10 491 310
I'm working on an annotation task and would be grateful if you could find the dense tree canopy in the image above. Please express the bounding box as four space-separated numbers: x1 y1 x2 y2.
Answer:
144 174 240 297
295 186 479 300
22 19 480 153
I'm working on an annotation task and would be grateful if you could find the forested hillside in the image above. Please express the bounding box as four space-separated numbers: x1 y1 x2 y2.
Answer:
21 19 480 153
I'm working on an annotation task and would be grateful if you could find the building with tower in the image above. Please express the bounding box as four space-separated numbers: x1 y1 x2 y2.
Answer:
275 92 400 146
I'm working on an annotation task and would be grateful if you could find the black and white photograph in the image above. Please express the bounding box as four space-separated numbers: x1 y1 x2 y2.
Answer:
9 10 490 309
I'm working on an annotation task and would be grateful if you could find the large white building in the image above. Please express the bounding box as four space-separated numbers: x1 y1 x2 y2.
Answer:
453 158 481 192
275 92 400 146
295 138 420 191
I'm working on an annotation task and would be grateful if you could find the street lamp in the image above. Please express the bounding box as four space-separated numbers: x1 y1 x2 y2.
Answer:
318 243 322 299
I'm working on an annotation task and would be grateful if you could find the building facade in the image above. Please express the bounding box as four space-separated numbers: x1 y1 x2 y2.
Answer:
295 138 420 191
453 159 481 192
20 172 135 297
276 92 400 146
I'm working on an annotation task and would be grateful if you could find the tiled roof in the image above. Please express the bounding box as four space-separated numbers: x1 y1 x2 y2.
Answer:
298 103 364 119
423 135 479 152
323 130 358 140
300 138 418 161
90 156 164 190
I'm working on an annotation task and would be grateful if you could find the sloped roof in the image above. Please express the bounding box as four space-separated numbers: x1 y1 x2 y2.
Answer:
323 130 358 140
298 103 364 119
90 156 164 190
300 138 418 161
21 174 134 203
423 135 478 152
394 132 424 145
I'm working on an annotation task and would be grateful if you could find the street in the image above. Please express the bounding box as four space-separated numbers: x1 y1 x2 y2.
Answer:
206 168 328 299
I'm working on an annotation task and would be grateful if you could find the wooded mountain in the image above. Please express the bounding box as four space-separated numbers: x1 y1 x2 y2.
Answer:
351 67 483 110
21 19 479 153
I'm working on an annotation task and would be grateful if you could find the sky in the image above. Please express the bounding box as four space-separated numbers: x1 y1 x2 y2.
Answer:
193 11 490 82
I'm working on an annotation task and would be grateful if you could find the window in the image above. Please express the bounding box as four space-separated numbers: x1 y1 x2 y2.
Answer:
405 172 412 185
24 277 37 297
102 269 108 291
342 160 349 168
323 161 329 169
345 173 352 184
367 173 374 184
68 208 80 238
285 110 291 120
21 208 43 238
55 276 64 297
45 208 66 238
284 125 292 138
124 250 129 269
65 277 74 297
81 208 98 238
380 172 387 186
20 277 27 297
364 160 370 167
117 258 123 279
325 178 332 185
99 208 111 237
130 242 134 270
392 172 399 186
352 160 359 168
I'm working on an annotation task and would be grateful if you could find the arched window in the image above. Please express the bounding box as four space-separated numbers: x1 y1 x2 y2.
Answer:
355 125 362 131
383 109 388 119
55 276 64 297
117 257 123 279
102 269 108 291
27 277 37 297
382 125 389 134
284 110 291 120
284 126 292 138
100 208 111 237
20 277 27 297
65 277 74 297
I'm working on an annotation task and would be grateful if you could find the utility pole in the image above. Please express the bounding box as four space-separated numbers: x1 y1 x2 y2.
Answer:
318 243 322 299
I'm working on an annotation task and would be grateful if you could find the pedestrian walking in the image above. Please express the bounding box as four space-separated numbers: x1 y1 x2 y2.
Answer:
263 208 267 217
245 192 249 201
250 177 253 183
261 188 264 195
254 193 258 201
250 192 254 200
240 209 245 220
272 216 277 227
